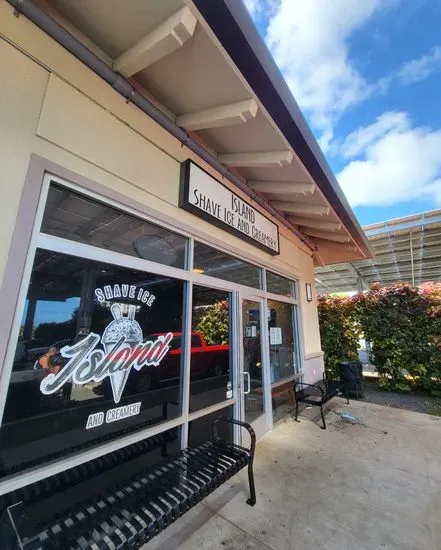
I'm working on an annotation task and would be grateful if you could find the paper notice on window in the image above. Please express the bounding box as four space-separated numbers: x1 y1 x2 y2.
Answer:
246 325 257 337
269 327 282 345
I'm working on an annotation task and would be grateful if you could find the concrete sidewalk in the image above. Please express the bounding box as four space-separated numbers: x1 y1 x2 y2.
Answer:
144 399 441 550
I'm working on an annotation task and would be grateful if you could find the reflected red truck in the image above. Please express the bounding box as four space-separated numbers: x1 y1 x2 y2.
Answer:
126 332 229 393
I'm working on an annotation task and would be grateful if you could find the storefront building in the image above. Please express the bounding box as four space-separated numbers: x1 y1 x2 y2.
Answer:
0 0 371 507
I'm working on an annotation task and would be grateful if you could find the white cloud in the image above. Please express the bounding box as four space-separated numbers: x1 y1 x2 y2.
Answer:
243 0 261 17
377 46 441 93
340 111 409 159
245 0 441 211
397 46 441 84
264 0 393 147
337 112 441 207
243 0 277 19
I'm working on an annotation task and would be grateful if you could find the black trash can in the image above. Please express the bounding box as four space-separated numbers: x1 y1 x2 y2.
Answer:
338 361 364 398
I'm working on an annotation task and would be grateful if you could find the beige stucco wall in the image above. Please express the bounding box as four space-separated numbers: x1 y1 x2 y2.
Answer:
0 1 322 361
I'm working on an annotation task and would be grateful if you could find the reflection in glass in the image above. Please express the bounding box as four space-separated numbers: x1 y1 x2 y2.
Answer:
268 300 301 421
271 385 296 423
266 270 296 298
189 286 232 412
268 300 299 383
41 183 188 268
242 300 264 424
188 405 233 447
193 242 261 288
0 249 184 477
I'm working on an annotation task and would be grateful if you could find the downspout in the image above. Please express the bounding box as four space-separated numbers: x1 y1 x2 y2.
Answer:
8 0 316 253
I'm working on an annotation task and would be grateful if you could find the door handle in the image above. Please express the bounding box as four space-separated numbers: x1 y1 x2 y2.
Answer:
241 371 251 395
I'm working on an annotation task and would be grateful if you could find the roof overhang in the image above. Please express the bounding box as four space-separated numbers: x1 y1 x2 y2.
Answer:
191 0 373 263
10 0 372 264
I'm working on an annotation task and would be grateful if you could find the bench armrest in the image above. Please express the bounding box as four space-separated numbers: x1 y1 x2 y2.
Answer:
294 381 325 397
212 416 256 457
162 400 180 419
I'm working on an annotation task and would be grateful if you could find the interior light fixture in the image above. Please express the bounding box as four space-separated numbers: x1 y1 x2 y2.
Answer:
133 234 178 265
193 268 205 274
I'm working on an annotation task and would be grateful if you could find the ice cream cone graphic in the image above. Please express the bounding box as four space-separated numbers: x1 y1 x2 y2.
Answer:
101 303 142 403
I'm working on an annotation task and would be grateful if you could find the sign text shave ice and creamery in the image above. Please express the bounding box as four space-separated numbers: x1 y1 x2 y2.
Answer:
180 160 280 254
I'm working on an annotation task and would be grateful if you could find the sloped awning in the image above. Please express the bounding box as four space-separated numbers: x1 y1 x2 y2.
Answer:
315 210 441 293
10 0 372 265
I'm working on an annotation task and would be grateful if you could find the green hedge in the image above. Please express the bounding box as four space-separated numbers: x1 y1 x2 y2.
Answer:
318 282 441 393
317 294 359 378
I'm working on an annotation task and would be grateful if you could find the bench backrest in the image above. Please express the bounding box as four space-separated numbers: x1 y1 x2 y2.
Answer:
0 427 178 524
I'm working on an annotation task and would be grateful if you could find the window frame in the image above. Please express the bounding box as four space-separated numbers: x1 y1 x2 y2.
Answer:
193 240 263 290
266 296 302 385
266 269 297 299
0 168 302 496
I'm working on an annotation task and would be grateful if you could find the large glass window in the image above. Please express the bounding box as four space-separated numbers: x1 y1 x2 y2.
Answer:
0 179 306 480
188 405 234 447
189 286 233 412
266 270 296 298
41 184 188 269
0 249 185 477
242 299 264 424
193 242 261 288
268 300 300 383
268 300 301 422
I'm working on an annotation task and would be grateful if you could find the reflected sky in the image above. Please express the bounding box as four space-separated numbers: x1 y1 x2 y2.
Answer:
21 297 80 327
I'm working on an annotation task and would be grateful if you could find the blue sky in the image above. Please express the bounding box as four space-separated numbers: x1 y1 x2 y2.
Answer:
21 297 79 328
244 0 441 226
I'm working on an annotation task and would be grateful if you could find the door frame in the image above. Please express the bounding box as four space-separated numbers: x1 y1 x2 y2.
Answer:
236 291 272 441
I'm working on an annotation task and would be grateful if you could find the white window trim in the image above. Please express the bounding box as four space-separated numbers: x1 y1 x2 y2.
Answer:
0 161 304 495
47 173 303 290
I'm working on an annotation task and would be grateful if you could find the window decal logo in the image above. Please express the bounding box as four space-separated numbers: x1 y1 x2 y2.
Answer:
40 303 173 403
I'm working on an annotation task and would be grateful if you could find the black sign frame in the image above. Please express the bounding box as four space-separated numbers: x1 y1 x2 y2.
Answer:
179 159 280 255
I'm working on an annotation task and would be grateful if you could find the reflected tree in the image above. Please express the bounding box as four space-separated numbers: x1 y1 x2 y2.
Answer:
195 300 229 345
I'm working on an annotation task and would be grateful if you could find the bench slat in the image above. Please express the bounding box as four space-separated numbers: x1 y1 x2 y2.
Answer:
29 442 248 548
0 417 256 550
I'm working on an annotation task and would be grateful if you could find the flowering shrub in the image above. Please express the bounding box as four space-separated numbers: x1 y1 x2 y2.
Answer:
318 282 441 393
317 294 359 378
354 283 432 391
195 300 229 345
420 282 441 394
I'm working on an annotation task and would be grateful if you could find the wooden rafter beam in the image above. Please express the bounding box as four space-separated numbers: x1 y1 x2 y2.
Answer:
271 201 330 216
286 216 341 231
248 180 314 196
301 228 351 243
218 151 293 167
176 99 258 131
312 237 358 252
114 6 197 77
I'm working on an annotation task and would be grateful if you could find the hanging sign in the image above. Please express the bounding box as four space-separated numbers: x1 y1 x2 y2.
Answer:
180 160 280 254
269 327 282 345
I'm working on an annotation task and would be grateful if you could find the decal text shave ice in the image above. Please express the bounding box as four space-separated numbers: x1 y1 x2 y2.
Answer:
40 303 173 403
94 284 156 307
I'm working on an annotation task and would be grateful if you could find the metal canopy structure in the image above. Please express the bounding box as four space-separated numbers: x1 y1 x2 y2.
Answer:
315 209 441 294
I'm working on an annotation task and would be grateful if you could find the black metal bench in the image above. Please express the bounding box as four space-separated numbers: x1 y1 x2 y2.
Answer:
294 374 349 429
0 417 256 550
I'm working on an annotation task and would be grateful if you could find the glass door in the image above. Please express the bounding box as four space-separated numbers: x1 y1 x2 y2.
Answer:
240 297 269 440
